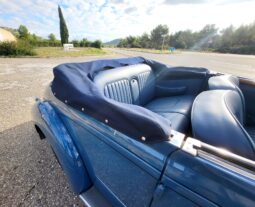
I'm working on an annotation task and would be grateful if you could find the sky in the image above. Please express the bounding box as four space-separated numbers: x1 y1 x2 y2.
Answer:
0 0 255 42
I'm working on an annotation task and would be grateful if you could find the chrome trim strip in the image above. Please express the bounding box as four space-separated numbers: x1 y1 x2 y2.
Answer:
200 142 255 169
182 137 255 171
79 194 92 207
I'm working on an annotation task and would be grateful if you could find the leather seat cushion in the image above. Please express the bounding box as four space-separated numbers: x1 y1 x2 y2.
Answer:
145 95 194 115
145 95 194 132
158 112 189 133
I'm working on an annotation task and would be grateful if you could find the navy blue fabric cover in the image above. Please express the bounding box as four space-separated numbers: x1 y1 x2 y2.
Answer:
51 57 171 142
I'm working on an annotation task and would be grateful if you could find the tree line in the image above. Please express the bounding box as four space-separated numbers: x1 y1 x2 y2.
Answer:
2 5 102 49
117 22 255 54
13 25 102 49
0 5 103 56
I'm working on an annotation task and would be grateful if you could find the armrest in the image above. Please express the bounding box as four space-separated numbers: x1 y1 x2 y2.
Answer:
156 85 187 97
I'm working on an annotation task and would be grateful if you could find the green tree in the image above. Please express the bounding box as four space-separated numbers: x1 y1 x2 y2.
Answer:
80 38 90 47
150 25 169 49
126 36 140 48
170 30 195 49
220 25 234 48
139 33 151 48
194 24 218 49
48 33 56 42
91 40 102 48
72 40 80 47
117 36 140 48
18 25 29 39
117 38 128 48
58 5 69 45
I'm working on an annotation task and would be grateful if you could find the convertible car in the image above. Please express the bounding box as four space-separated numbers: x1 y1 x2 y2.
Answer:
33 57 255 207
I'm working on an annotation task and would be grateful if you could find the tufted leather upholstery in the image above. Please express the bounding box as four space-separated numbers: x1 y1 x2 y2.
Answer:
94 64 155 105
94 64 194 133
192 90 255 160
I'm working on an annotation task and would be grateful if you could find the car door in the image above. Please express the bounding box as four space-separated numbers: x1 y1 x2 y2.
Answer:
151 138 255 207
59 107 180 207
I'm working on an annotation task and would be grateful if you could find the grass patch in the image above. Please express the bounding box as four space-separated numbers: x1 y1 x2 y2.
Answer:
121 48 180 54
34 47 107 57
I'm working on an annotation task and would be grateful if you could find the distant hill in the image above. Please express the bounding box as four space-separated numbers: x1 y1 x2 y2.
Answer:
104 38 120 46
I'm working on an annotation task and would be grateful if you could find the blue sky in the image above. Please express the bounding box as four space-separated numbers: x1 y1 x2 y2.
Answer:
0 0 255 42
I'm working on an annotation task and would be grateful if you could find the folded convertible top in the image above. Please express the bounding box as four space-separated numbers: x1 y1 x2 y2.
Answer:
51 57 172 142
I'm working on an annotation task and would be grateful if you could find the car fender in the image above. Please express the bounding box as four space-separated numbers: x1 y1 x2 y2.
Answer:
32 100 91 194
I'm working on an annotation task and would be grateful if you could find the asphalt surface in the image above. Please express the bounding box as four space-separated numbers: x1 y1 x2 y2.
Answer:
110 48 255 79
0 49 255 206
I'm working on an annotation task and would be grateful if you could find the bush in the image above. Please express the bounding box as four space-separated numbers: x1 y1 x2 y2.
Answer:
216 46 255 55
71 40 80 47
91 40 102 49
71 39 103 49
0 40 36 56
28 39 61 47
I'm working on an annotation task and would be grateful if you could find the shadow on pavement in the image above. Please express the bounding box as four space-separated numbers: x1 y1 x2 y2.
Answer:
0 121 83 207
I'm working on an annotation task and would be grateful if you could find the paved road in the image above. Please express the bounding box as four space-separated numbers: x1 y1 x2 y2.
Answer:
0 50 255 206
108 48 255 79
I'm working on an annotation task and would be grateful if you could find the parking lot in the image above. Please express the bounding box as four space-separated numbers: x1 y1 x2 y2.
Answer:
0 50 255 206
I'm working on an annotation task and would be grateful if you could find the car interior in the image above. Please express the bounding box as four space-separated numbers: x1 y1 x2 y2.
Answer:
93 63 255 160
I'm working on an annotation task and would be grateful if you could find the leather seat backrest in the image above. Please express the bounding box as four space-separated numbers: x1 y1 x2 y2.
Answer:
191 90 255 160
209 75 245 122
94 64 155 105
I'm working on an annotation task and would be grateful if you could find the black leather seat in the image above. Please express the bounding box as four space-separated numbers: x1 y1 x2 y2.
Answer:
94 64 194 133
192 90 255 160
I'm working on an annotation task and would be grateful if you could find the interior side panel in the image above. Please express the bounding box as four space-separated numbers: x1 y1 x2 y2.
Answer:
155 67 209 96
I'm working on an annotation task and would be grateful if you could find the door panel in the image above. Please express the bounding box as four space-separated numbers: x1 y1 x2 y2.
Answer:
67 119 157 207
162 150 255 207
58 108 178 207
151 185 199 207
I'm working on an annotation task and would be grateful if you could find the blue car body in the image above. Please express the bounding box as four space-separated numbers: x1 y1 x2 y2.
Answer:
33 57 255 207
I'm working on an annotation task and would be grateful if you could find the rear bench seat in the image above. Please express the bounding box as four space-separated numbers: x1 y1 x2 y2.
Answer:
94 64 194 133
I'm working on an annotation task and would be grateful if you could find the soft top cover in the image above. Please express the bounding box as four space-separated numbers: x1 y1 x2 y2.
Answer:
51 57 172 142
